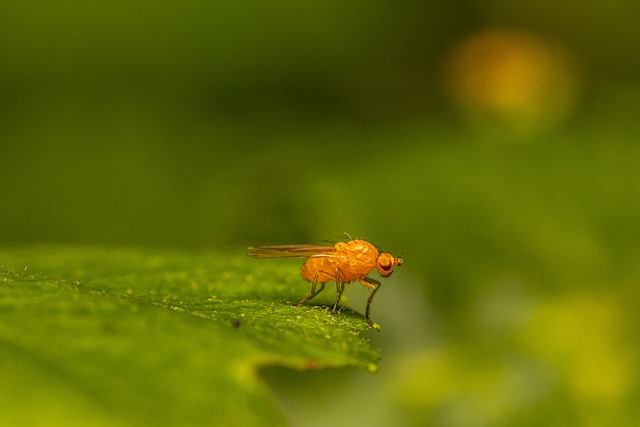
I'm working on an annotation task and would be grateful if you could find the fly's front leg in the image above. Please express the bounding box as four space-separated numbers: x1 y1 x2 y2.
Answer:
294 273 325 306
360 277 381 327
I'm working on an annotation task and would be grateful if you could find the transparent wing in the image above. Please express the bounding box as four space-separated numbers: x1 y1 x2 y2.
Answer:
247 244 336 259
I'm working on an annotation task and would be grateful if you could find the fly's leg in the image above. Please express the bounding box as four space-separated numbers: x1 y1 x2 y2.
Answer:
360 277 381 327
293 273 325 306
332 270 345 314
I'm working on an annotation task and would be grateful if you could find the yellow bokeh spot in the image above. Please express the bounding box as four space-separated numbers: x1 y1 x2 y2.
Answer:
443 29 580 131
522 292 633 404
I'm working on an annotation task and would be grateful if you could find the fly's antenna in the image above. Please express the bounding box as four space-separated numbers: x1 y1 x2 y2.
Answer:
343 231 353 240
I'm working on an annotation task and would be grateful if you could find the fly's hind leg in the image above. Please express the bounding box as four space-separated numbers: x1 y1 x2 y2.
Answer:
293 273 325 306
360 277 381 327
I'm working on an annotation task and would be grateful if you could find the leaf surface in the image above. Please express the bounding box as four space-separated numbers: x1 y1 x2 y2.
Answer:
0 246 380 426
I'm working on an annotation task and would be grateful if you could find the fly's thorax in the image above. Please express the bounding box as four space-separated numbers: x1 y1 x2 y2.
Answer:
300 239 380 283
335 240 379 260
334 240 380 279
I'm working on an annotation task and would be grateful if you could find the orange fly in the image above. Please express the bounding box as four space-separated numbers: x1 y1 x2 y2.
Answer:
247 239 403 327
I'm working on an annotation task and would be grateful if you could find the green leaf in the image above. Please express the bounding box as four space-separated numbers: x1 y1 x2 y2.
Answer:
0 246 380 427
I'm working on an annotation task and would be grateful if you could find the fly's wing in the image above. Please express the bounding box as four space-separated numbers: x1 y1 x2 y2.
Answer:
247 244 336 259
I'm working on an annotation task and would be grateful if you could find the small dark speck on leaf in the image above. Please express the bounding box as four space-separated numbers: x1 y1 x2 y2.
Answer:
101 321 116 335
231 319 241 328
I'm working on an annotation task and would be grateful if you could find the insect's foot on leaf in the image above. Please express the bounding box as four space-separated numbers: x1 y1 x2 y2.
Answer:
368 321 382 331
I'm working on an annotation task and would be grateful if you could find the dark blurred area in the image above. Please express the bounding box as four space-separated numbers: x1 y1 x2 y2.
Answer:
1 1 638 247
2 1 639 425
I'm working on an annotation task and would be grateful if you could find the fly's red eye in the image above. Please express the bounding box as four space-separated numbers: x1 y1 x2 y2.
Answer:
378 257 392 271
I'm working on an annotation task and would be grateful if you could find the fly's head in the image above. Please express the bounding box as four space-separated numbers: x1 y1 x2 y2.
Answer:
376 253 403 277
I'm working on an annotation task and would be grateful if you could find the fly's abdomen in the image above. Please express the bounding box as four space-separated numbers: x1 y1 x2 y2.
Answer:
301 256 358 283
301 257 335 283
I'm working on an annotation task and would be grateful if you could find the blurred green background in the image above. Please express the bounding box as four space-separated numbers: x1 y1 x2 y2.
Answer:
2 1 639 426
